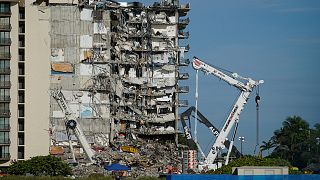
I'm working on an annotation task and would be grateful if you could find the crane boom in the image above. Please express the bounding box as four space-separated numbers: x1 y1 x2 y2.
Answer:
51 89 95 164
180 106 242 158
191 57 263 165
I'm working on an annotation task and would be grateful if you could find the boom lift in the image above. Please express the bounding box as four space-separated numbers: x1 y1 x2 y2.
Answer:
51 89 96 164
192 57 263 168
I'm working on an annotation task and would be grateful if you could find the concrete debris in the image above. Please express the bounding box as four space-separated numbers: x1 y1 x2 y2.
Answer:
69 138 181 178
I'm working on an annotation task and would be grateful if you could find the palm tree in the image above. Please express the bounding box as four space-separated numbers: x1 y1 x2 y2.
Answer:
273 116 309 149
260 140 275 156
270 116 310 168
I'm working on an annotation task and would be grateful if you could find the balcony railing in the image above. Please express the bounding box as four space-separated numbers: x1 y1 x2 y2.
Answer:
178 31 189 39
179 17 190 25
0 52 10 59
0 24 11 31
0 153 10 161
0 110 10 117
0 68 10 74
0 81 10 88
179 3 190 10
0 139 10 145
0 96 10 102
0 124 10 131
0 38 11 45
0 11 11 16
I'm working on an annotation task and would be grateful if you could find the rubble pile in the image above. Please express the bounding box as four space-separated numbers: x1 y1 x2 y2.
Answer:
72 164 106 177
71 138 181 177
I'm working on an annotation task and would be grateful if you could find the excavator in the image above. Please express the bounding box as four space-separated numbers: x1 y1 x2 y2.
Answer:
189 57 263 170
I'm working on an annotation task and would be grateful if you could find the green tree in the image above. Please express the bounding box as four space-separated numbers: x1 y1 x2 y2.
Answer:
8 155 72 176
270 116 311 168
260 140 275 156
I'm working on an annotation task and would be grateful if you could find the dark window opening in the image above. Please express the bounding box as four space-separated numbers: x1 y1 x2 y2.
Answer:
18 146 24 159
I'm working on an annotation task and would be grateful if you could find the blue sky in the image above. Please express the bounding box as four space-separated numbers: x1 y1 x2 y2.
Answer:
139 0 320 155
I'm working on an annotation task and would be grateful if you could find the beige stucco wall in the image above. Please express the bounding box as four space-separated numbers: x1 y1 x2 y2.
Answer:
24 4 50 159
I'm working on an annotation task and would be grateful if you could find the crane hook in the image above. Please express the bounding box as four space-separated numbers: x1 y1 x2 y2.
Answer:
255 95 260 107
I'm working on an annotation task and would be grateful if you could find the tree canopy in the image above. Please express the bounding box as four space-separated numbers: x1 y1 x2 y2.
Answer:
268 116 320 169
7 155 72 176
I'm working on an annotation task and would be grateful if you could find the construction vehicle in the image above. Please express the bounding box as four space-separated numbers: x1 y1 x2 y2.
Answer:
180 106 242 160
51 89 96 164
191 57 263 170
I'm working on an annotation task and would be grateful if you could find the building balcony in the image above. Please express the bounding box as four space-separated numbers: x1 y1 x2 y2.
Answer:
179 17 190 25
0 68 10 74
178 3 190 17
178 17 190 30
177 86 189 93
0 81 10 88
178 31 189 39
0 11 11 17
0 24 11 31
0 124 10 131
179 58 190 66
0 153 10 161
178 72 189 80
178 100 188 107
0 52 10 59
0 38 11 46
0 110 10 117
179 44 190 52
150 2 178 10
0 96 10 102
0 139 10 145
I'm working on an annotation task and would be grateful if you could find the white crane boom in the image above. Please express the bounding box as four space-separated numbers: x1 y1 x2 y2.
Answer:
51 89 95 164
192 57 263 165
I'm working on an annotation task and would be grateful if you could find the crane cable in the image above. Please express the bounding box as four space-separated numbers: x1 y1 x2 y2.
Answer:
254 85 261 155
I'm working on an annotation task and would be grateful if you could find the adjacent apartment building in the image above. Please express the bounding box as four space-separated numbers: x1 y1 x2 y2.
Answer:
0 0 189 167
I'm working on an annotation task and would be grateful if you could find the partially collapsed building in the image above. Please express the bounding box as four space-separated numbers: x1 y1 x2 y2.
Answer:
1 0 189 169
49 0 190 155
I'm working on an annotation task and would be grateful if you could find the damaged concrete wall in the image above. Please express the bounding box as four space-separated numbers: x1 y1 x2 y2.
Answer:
49 5 111 149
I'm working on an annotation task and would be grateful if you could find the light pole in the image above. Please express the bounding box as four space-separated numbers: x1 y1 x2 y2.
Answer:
239 136 245 156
